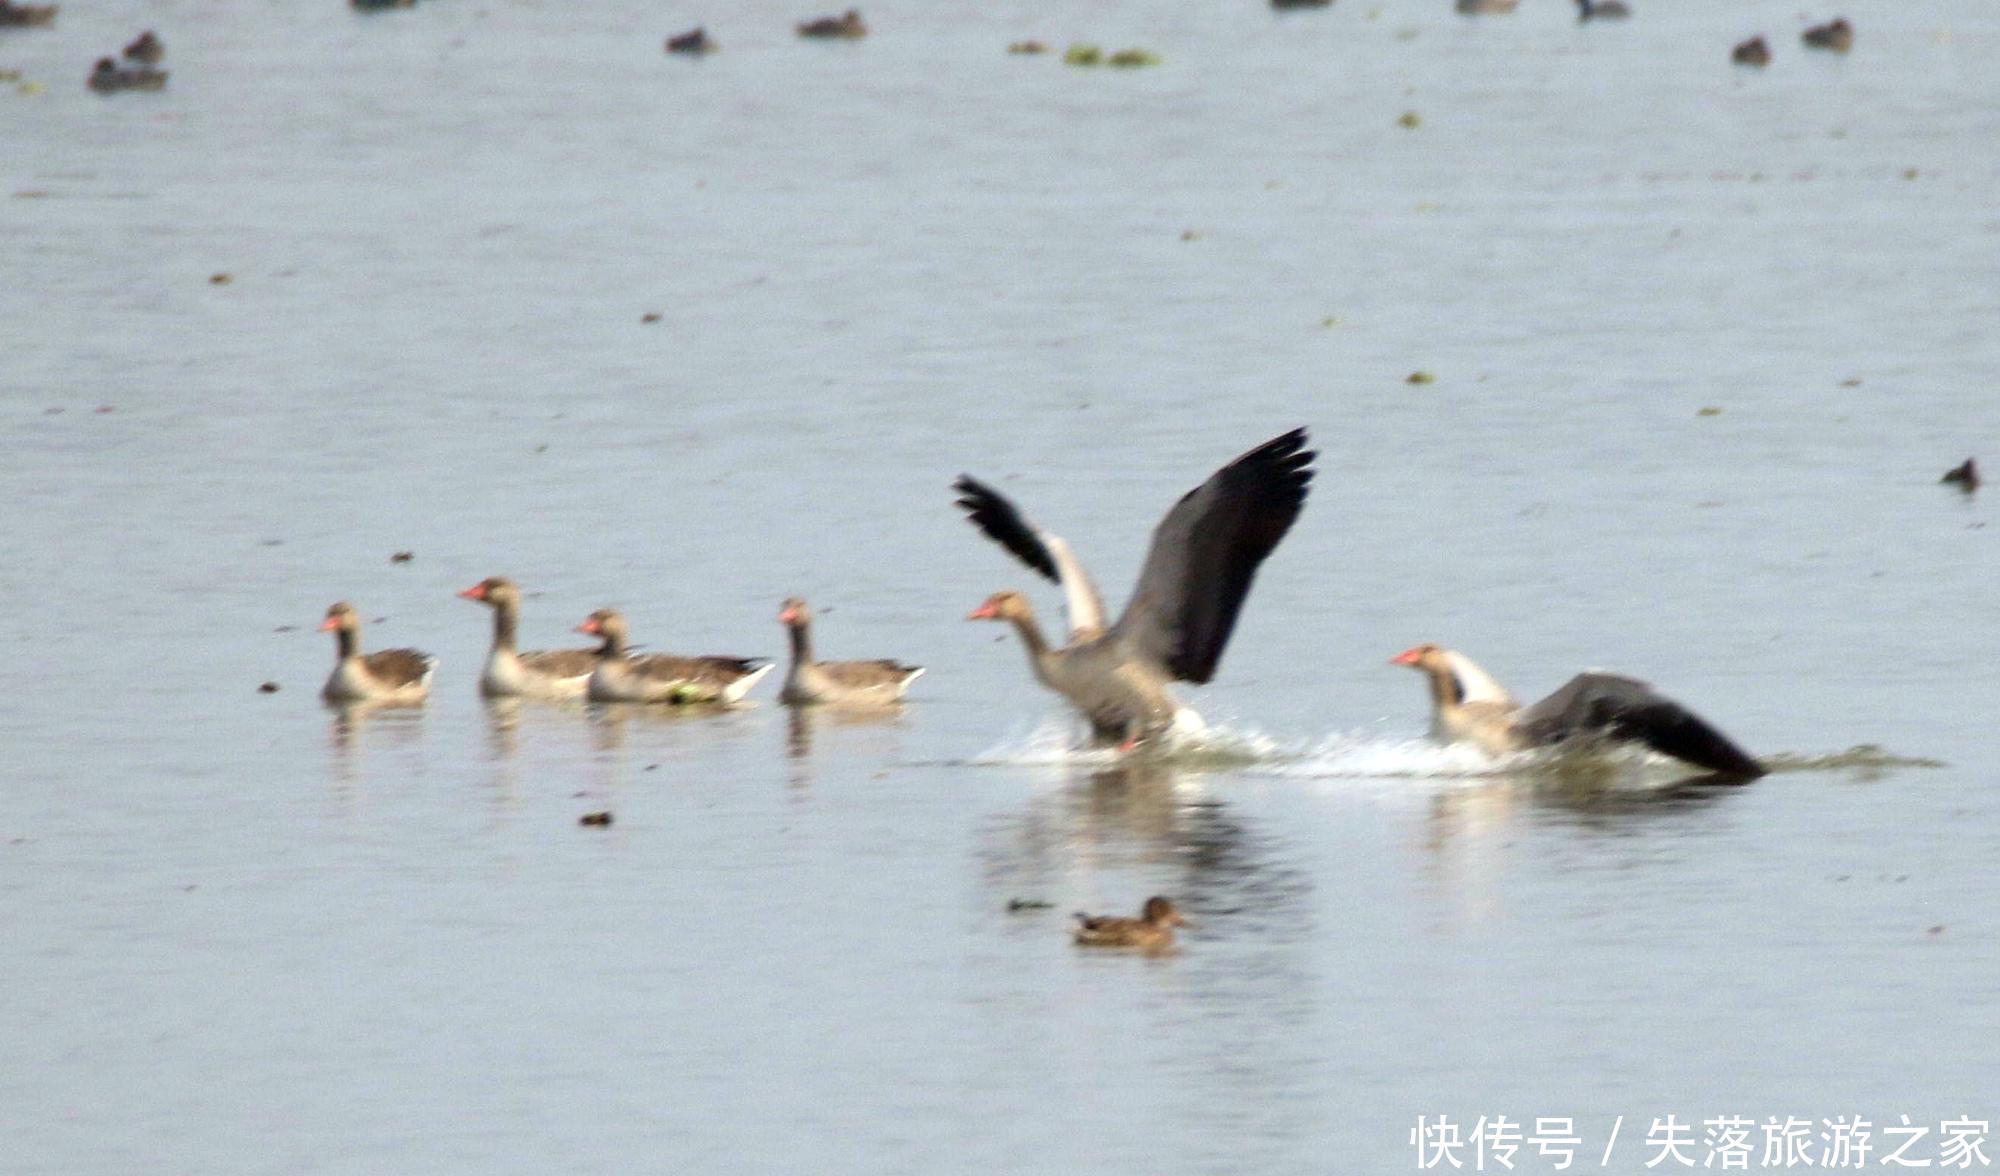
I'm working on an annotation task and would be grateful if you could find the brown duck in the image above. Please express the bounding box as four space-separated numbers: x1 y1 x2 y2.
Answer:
1073 897 1190 949
459 577 594 699
320 602 435 704
777 597 922 706
577 608 771 704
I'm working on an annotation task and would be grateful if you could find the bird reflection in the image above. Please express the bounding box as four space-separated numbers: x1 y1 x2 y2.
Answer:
783 704 910 789
324 699 425 793
482 697 525 759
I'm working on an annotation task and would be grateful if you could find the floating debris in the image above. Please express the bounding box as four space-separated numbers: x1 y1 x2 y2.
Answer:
351 0 416 10
1105 48 1161 68
1576 0 1630 21
797 8 865 39
1006 898 1054 912
1271 0 1331 8
1732 36 1771 67
257 681 281 694
1007 40 1048 55
390 550 414 563
641 311 663 323
579 811 615 827
1063 43 1101 66
123 30 163 64
1941 458 1979 493
1405 370 1435 385
1180 229 1202 242
87 57 166 93
0 0 57 28
1697 406 1723 416
1901 167 1919 181
209 272 232 285
1802 17 1852 53
666 27 715 54
1397 111 1421 129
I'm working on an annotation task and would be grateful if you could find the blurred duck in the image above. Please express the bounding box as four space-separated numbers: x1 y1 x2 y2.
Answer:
1575 0 1629 20
1731 36 1771 66
577 608 771 704
1073 897 1190 949
1801 18 1852 52
666 26 714 54
797 8 865 38
1391 643 1765 779
122 30 163 64
458 577 593 699
0 1 57 27
776 597 923 706
87 57 166 92
321 602 435 705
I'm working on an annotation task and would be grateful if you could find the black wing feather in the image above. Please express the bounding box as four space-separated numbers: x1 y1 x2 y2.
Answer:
1516 673 1766 779
953 475 1061 583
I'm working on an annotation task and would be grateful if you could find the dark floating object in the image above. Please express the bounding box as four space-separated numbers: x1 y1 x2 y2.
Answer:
0 0 57 28
1006 39 1048 54
209 273 232 285
390 550 414 563
258 681 281 694
665 26 714 54
579 811 614 827
1392 643 1767 779
122 30 163 64
1073 897 1190 949
1802 18 1852 53
1941 458 1979 493
351 0 416 10
87 57 167 92
1576 0 1629 20
1455 0 1518 13
641 311 663 323
1731 35 1771 66
796 8 865 38
1006 898 1053 912
1270 0 1332 9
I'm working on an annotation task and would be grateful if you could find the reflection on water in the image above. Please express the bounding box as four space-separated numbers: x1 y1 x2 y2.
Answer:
323 700 427 795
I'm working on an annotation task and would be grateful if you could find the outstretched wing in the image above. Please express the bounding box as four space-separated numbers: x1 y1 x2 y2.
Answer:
1110 428 1316 683
952 474 1108 640
1515 672 1765 779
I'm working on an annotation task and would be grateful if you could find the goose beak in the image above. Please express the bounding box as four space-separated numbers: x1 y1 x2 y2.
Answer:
778 607 799 625
575 617 600 635
318 617 339 631
966 602 998 621
1389 648 1421 666
457 584 486 601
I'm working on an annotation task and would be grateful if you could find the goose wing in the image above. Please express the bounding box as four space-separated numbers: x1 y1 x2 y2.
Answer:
953 474 1108 640
1515 672 1765 778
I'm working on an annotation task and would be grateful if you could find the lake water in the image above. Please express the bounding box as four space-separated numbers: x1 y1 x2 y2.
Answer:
4 0 1998 1171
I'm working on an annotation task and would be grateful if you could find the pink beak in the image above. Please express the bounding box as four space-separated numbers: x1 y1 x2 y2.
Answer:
457 584 486 601
967 602 997 620
1389 648 1421 666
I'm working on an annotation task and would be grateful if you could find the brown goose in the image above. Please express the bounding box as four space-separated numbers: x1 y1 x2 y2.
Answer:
1802 18 1852 52
576 608 771 704
1391 643 1765 779
458 577 593 699
1073 896 1190 949
957 428 1315 747
777 597 922 706
320 602 435 704
796 8 865 38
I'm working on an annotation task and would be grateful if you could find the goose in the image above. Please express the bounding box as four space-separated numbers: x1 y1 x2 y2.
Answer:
320 602 435 704
1732 36 1771 66
1390 643 1765 778
666 26 715 54
122 30 162 64
1073 897 1190 949
777 597 923 706
576 608 771 704
1576 0 1630 20
87 57 166 92
1802 18 1852 52
457 577 593 699
956 427 1314 747
796 8 865 38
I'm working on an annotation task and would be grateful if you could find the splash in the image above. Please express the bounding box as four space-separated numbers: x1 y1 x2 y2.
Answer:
1758 745 1947 772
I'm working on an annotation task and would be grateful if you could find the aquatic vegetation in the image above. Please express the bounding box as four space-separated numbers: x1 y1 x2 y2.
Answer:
1105 48 1160 68
1406 370 1435 385
1397 110 1422 128
1063 43 1101 66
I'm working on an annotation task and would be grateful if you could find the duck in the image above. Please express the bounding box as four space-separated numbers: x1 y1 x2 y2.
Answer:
957 428 1314 748
1576 0 1630 21
320 602 435 705
1390 643 1765 779
1073 896 1190 949
122 30 163 64
665 26 715 54
1455 0 1518 14
1802 18 1852 52
0 0 57 28
576 608 771 704
457 576 594 699
796 8 865 38
87 57 167 92
777 597 923 706
1732 35 1771 66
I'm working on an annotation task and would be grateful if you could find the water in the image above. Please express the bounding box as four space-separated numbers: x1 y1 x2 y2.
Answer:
4 0 1998 1171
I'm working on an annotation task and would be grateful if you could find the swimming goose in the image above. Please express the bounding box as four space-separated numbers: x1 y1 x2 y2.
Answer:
122 30 162 63
957 427 1315 746
1732 36 1771 66
777 597 923 706
797 8 865 38
320 602 435 704
1802 18 1852 52
1576 0 1629 20
458 576 593 699
576 608 771 704
1391 643 1765 778
1073 896 1190 949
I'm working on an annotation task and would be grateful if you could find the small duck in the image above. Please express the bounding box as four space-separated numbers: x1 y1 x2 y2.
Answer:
666 26 715 54
1801 18 1852 53
1731 35 1771 66
1576 0 1630 20
87 57 167 92
458 576 594 699
320 602 436 705
577 608 771 704
1455 0 1518 13
776 597 923 706
1073 897 1190 950
0 0 58 28
797 8 865 38
122 30 163 64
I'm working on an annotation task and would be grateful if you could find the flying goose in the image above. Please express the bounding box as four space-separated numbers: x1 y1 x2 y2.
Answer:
458 577 593 699
956 427 1315 746
1390 643 1765 778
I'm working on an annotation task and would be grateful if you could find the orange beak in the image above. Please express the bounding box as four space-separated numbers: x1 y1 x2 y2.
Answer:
778 606 799 625
967 601 997 620
575 617 601 635
1389 647 1422 666
318 616 339 631
457 583 487 601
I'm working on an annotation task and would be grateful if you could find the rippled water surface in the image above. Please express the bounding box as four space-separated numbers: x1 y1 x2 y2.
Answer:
4 0 1999 1171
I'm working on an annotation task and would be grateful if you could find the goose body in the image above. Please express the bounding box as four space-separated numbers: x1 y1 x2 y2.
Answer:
320 602 435 705
1073 897 1190 949
1392 644 1765 779
957 428 1314 747
777 598 922 705
577 608 771 704
459 577 593 699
